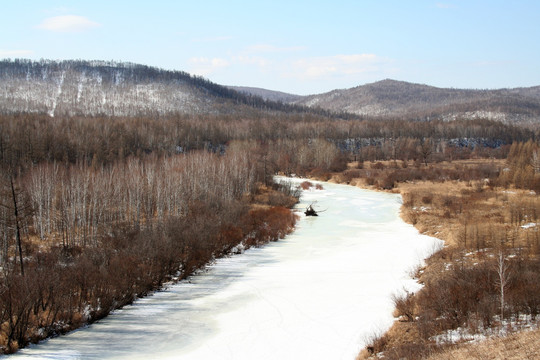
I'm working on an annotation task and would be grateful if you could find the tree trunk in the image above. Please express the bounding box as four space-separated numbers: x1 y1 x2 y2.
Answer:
496 251 510 321
9 176 24 276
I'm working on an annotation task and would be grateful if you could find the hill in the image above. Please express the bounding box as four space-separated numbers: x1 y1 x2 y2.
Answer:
2 59 539 124
227 86 303 103
0 59 310 117
290 79 540 124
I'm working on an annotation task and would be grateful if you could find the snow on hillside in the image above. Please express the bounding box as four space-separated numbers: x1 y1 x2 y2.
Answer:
0 60 227 117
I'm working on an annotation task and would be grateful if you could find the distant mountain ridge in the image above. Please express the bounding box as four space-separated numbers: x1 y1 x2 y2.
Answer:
227 86 303 103
232 79 540 124
1 59 539 123
289 79 540 123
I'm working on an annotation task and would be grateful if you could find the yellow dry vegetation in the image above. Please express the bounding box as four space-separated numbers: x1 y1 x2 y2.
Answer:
427 328 540 360
397 180 540 251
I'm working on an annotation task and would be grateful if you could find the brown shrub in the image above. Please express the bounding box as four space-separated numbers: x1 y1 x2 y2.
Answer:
329 152 349 172
299 181 313 190
365 331 390 355
246 206 298 244
308 168 331 181
421 194 433 205
267 191 298 208
377 174 396 190
392 291 416 322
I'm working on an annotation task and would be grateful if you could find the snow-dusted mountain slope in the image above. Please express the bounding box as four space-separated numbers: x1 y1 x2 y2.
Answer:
2 59 539 123
227 85 303 103
290 79 540 123
0 59 283 117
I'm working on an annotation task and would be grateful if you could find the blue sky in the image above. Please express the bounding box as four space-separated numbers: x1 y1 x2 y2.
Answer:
1 1 539 95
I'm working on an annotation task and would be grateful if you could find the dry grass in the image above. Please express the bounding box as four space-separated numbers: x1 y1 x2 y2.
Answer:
397 180 540 250
427 329 540 360
357 322 427 360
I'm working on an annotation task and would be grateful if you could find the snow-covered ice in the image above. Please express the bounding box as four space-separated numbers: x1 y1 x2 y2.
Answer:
13 179 443 360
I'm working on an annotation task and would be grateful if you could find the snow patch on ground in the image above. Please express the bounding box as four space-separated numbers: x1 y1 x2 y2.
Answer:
433 316 540 346
48 70 65 117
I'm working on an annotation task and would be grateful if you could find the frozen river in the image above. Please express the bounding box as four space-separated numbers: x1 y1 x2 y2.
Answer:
13 179 442 360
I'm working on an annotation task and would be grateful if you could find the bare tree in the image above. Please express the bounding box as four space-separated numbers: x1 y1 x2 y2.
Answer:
419 138 434 166
496 250 511 321
0 172 31 275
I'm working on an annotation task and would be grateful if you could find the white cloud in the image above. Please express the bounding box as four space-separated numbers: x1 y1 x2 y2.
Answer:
36 15 101 32
185 43 302 78
188 53 275 76
248 44 306 53
232 55 270 68
188 57 230 76
0 49 34 57
289 53 389 80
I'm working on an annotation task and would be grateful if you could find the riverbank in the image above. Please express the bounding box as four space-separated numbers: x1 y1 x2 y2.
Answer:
0 182 298 355
315 159 540 359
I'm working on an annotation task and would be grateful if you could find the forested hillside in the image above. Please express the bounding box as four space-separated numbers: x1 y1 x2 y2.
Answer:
228 86 303 103
0 59 321 118
290 79 540 124
3 60 540 124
